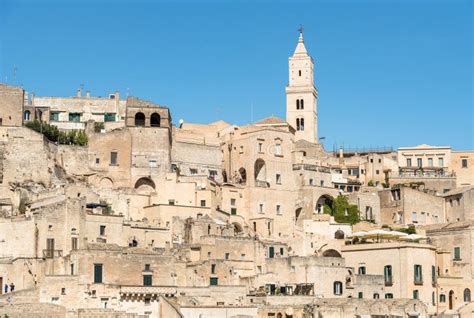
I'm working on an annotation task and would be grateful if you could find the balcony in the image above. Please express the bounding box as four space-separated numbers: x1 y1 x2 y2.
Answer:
292 164 330 173
43 249 63 258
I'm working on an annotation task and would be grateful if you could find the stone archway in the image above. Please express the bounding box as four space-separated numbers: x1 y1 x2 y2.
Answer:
99 177 113 189
315 194 334 214
322 249 342 258
134 177 156 194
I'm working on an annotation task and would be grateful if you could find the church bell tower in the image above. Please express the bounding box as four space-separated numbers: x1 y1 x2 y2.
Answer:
285 29 318 143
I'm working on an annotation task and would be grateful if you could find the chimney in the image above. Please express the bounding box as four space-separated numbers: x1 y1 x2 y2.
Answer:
76 87 82 97
86 90 91 98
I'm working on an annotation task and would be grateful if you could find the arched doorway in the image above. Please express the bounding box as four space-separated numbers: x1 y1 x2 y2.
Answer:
233 222 243 235
134 112 145 126
315 195 333 214
134 177 156 193
150 113 160 127
254 159 266 186
99 177 113 189
24 110 31 121
449 290 454 310
334 230 345 239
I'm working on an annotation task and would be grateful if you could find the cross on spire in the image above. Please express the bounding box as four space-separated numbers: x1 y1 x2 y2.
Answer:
298 24 304 34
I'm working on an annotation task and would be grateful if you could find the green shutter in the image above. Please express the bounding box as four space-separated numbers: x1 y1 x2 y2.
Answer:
454 247 461 260
94 264 103 283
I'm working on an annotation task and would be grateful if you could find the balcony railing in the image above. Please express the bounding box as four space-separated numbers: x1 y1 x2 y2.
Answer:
43 249 63 258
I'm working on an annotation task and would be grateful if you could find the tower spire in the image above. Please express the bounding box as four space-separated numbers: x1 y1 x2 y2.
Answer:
294 25 308 56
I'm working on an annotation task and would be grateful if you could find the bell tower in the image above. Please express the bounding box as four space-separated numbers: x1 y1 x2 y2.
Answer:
285 28 318 143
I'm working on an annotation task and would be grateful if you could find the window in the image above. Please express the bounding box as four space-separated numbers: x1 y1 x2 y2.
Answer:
376 170 380 175
275 144 282 156
150 113 160 127
439 157 444 167
225 253 230 260
99 225 106 236
385 293 393 299
300 99 304 109
414 265 423 284
407 158 412 167
50 112 59 121
320 180 324 187
428 158 433 167
210 277 218 286
309 178 314 186
464 288 471 302
417 158 422 167
71 237 78 250
240 254 245 260
209 170 218 179
384 265 393 286
333 281 343 295
143 275 152 286
298 70 302 76
94 264 103 283
296 99 300 110
358 292 363 299
148 160 157 168
61 288 66 295
276 174 281 184
239 146 243 153
276 205 282 215
211 264 216 274
259 203 264 214
431 265 436 285
190 168 198 175
134 112 145 126
280 247 284 256
440 294 446 303
296 118 304 131
412 212 417 223
168 200 175 205
104 113 116 122
144 264 151 271
432 291 436 305
110 152 118 165
358 266 366 275
462 159 468 168
413 289 419 300
69 113 81 122
258 143 263 153
200 200 206 207
453 247 461 260
95 158 100 164
373 293 379 299
231 198 236 206
231 208 237 215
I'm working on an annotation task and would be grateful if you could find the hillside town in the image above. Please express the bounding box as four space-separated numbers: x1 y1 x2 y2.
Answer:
0 31 472 318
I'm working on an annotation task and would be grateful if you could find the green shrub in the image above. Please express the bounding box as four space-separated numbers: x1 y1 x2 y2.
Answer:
324 195 360 224
25 120 88 146
94 122 105 133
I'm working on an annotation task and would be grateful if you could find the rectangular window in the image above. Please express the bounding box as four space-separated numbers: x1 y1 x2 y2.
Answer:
417 158 422 167
110 152 118 165
414 264 423 284
259 203 264 214
384 265 393 286
358 292 363 299
209 170 218 179
190 168 198 175
407 158 412 167
230 208 237 215
358 266 366 275
239 146 243 153
99 225 106 236
454 247 461 260
104 113 116 122
413 289 419 300
280 247 284 256
276 174 281 184
68 113 81 122
225 253 230 260
230 198 236 206
276 205 282 215
71 237 78 250
412 212 417 223
439 157 444 167
462 159 468 168
50 112 59 121
275 144 282 156
148 160 157 168
428 158 433 167
200 200 206 207
143 275 152 286
210 277 218 286
309 178 314 186
144 264 151 271
258 143 263 153
211 264 216 274
94 264 103 283
431 265 436 284
385 293 393 299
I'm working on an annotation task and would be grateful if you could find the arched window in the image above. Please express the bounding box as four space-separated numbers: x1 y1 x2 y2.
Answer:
150 113 160 127
134 112 145 126
384 265 393 286
296 99 300 110
464 288 471 302
24 110 31 121
296 118 300 130
296 118 305 131
333 281 343 295
335 230 345 239
300 118 304 131
300 99 304 109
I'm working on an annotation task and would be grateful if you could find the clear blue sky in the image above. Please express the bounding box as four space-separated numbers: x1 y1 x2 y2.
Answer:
1 0 472 150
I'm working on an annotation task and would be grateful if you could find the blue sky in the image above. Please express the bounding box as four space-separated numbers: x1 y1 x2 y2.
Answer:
1 0 472 150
